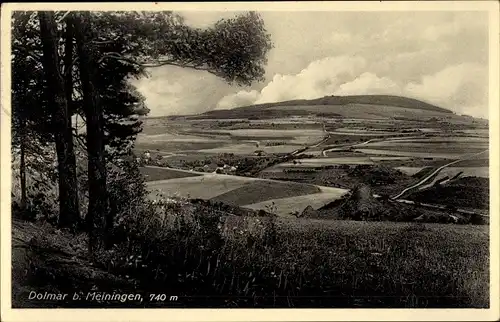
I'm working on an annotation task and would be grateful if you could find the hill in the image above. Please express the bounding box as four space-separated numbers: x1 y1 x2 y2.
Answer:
172 95 458 121
220 95 451 113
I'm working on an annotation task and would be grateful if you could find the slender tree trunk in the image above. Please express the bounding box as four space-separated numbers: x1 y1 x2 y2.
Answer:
38 11 81 231
64 17 75 124
73 12 110 252
62 15 83 228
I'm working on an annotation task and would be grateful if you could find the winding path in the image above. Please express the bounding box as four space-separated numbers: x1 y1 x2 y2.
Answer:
320 136 418 157
391 149 489 200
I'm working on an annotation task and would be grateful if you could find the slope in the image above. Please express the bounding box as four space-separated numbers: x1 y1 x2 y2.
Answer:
188 94 455 120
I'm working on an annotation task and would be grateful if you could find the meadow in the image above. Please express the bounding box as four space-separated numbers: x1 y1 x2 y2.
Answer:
13 196 489 308
147 172 256 200
243 186 348 216
142 166 345 215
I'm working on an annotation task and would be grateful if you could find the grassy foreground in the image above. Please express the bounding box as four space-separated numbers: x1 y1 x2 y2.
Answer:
11 196 489 308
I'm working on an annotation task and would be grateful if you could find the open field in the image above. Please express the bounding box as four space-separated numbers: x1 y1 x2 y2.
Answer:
362 139 487 151
147 173 256 200
461 129 489 137
270 156 415 169
397 166 489 179
363 142 488 152
12 210 489 308
369 156 413 161
396 166 427 176
196 142 299 155
140 166 202 181
381 156 488 169
243 186 348 216
211 180 321 206
372 136 488 144
279 157 375 166
178 128 325 145
135 140 226 153
354 148 471 159
329 127 405 136
143 166 344 213
227 216 488 307
329 131 398 136
136 94 489 223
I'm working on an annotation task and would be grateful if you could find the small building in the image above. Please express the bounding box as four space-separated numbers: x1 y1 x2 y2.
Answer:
254 150 266 156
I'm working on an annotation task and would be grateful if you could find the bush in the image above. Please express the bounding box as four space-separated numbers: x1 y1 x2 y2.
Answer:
107 157 147 232
93 177 284 301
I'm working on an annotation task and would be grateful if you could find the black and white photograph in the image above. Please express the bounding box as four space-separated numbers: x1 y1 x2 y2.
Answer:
1 1 499 321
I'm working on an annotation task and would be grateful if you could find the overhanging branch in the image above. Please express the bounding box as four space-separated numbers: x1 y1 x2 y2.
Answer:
99 53 222 77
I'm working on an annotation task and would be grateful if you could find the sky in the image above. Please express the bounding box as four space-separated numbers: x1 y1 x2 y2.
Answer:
129 10 490 119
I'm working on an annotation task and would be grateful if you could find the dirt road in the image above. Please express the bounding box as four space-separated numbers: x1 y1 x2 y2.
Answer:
321 136 416 157
391 149 489 200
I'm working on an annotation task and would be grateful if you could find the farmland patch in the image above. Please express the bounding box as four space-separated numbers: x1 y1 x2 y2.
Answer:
243 186 348 216
135 140 227 153
211 180 321 206
147 173 256 200
279 157 374 167
395 167 426 176
461 129 489 137
354 148 470 159
197 143 299 155
140 166 202 182
364 141 488 151
397 166 489 179
380 137 488 144
369 156 413 162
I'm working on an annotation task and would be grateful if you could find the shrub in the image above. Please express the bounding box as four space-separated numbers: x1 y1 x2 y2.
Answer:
107 158 147 232
93 178 284 301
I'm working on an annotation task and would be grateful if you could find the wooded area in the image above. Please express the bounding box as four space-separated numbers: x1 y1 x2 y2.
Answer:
12 10 272 254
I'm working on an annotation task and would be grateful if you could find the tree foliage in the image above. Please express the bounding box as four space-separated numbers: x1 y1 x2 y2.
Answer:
94 11 272 85
11 9 273 252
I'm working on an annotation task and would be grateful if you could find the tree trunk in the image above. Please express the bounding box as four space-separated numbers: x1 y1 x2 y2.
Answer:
64 16 75 122
62 15 84 229
73 12 110 252
38 11 81 231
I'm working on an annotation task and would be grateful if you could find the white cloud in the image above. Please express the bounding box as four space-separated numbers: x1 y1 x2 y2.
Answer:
334 72 401 96
129 66 235 116
216 56 395 108
216 57 489 119
329 32 353 44
255 56 368 103
422 21 460 41
404 63 488 118
216 90 260 110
